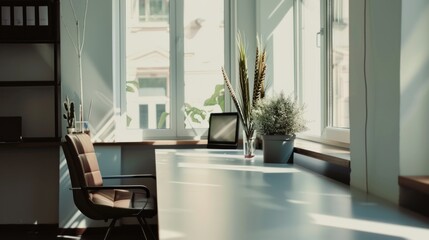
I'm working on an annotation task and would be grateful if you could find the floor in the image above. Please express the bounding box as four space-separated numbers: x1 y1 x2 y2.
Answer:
3 226 158 240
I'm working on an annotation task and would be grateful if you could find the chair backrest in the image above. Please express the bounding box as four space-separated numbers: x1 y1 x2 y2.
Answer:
62 133 105 220
207 112 239 149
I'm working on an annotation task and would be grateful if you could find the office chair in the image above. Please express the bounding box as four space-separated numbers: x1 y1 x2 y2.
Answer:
207 112 239 149
62 133 157 240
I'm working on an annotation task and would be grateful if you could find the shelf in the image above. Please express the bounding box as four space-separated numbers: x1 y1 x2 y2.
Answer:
0 38 58 44
0 0 58 42
23 137 61 142
0 0 61 141
0 81 58 87
0 140 61 148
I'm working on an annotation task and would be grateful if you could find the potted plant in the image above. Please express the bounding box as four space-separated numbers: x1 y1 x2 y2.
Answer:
222 33 267 159
252 93 307 163
63 96 75 134
62 0 89 133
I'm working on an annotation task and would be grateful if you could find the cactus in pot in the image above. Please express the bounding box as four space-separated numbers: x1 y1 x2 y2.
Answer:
63 96 75 133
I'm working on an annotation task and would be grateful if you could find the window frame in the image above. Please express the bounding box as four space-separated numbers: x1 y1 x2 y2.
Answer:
114 0 235 141
295 0 350 147
324 0 350 145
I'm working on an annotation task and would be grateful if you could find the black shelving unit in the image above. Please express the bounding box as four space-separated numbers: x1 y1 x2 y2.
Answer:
0 0 61 143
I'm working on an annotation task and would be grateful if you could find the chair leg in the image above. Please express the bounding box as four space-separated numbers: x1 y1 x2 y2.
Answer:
137 216 157 240
143 217 157 240
137 217 149 240
104 218 117 240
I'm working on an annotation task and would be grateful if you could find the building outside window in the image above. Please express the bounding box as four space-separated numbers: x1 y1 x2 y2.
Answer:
118 0 228 140
139 0 169 22
117 0 348 144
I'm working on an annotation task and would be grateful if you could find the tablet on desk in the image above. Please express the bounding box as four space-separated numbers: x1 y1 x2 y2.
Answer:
0 116 22 143
207 112 239 149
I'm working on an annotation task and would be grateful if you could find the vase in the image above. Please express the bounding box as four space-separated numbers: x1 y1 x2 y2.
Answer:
243 130 256 159
262 134 295 163
67 127 75 134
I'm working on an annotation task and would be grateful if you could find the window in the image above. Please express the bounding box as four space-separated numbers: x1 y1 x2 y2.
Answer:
139 0 169 22
296 0 350 145
117 0 230 140
329 0 349 129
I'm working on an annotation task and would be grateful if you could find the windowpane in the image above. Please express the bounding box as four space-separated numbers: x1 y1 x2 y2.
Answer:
138 77 167 96
331 0 349 128
121 0 229 139
156 104 167 129
125 0 170 130
299 0 322 136
139 0 168 22
183 0 225 129
139 105 149 128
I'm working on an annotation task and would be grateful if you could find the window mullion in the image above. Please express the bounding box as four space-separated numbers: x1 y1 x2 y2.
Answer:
224 0 236 112
294 0 303 104
321 0 330 133
172 0 184 137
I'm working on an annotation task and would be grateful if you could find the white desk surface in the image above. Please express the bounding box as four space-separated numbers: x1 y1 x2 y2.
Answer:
155 149 429 240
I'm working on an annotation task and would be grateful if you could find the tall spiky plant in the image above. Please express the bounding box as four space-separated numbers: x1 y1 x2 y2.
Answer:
221 33 267 144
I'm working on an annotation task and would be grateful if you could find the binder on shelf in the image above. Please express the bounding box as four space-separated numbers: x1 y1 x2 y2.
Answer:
1 6 11 26
26 6 36 26
13 6 24 26
39 6 49 26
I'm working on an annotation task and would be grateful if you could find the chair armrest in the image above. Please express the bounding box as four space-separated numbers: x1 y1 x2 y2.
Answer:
70 184 151 197
103 174 156 180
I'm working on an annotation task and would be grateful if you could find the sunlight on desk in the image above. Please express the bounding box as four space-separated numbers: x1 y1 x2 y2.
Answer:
155 149 429 240
310 213 429 240
178 162 301 173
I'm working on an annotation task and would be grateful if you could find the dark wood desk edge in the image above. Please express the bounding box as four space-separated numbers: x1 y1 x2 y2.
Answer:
398 175 429 218
294 139 350 168
398 175 429 194
0 141 60 147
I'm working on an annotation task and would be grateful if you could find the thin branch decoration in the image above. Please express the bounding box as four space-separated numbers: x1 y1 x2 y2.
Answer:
222 32 267 142
62 0 89 133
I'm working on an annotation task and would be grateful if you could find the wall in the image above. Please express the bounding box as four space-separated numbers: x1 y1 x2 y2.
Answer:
400 0 429 176
349 0 402 203
256 0 295 94
61 0 114 141
0 145 59 224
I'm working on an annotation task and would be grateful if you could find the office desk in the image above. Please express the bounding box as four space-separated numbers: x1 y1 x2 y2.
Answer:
155 149 429 240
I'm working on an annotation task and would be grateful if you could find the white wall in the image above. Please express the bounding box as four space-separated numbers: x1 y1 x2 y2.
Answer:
400 0 429 176
256 0 295 95
61 0 114 141
349 0 402 203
